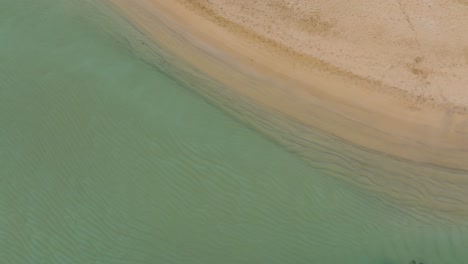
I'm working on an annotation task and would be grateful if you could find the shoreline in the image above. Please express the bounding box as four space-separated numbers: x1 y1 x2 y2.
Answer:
103 0 468 171
99 0 468 219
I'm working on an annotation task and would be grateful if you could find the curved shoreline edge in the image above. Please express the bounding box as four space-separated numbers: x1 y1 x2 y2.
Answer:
97 0 468 220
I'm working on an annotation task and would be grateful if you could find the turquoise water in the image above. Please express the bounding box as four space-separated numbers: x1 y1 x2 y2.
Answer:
1 1 468 263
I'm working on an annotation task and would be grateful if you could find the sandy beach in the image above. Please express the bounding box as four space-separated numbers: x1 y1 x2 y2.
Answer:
101 0 468 219
8 1 468 261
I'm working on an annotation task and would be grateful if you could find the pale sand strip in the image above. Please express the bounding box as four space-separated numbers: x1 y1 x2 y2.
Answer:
99 0 468 220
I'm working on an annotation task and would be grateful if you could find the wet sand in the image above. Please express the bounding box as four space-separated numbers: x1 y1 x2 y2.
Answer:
100 0 468 220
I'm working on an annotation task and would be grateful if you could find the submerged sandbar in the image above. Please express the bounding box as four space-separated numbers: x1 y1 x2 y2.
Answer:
100 0 468 220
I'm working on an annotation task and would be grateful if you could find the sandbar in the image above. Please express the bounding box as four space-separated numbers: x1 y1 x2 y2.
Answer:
98 0 468 220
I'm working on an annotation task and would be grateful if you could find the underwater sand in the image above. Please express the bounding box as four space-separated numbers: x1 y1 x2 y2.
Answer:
104 0 468 219
2 0 468 263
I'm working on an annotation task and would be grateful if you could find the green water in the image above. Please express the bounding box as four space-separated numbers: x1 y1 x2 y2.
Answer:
1 1 468 263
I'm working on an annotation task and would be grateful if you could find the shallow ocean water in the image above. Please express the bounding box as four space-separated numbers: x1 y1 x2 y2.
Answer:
1 0 468 263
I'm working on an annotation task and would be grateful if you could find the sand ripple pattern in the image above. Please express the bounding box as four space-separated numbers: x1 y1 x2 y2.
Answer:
3 1 468 263
99 0 468 222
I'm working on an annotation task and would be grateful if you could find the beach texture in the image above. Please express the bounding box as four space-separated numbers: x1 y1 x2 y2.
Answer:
99 0 468 220
4 0 468 262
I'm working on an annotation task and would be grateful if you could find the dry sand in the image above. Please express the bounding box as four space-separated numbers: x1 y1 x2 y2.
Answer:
101 0 468 220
